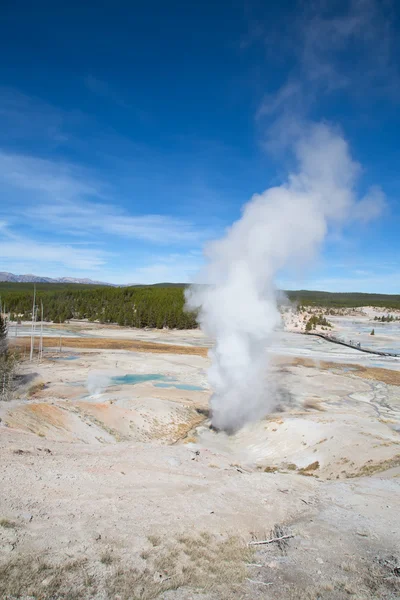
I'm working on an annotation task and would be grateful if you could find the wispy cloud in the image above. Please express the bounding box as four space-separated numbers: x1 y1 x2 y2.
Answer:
106 252 204 285
0 240 107 271
0 151 100 199
0 86 80 148
0 213 109 274
298 0 398 97
0 150 216 246
0 222 109 273
0 217 108 274
31 200 211 245
0 214 203 281
257 0 399 125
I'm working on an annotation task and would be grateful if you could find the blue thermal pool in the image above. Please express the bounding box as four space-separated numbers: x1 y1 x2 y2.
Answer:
109 374 205 391
111 374 167 385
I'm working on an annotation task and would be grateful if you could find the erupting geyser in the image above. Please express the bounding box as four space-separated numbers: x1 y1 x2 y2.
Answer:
186 123 385 432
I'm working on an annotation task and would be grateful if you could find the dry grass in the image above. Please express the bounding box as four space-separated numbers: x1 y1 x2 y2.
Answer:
301 460 320 472
346 454 400 478
0 556 92 600
351 365 400 386
27 380 46 397
298 461 320 476
2 537 398 600
285 463 298 471
147 534 161 547
303 397 325 411
171 414 205 444
100 550 114 565
12 336 209 357
284 356 400 386
184 435 197 444
0 533 253 600
0 518 17 529
108 533 253 600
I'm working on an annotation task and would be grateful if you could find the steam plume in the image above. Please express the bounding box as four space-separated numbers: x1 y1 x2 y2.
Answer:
186 123 383 432
87 371 111 397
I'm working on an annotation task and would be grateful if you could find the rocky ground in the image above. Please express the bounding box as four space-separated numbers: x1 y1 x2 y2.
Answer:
0 324 399 599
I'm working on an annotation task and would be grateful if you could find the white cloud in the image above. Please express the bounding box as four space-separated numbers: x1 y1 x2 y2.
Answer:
0 151 100 199
0 150 213 246
299 0 398 94
29 200 209 245
118 252 203 285
257 0 399 128
0 238 108 272
0 215 203 281
0 86 74 146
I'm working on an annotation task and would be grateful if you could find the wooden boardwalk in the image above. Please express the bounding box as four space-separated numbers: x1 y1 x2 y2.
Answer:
307 331 399 358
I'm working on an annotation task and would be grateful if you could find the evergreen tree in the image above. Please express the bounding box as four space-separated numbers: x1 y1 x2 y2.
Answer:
0 314 15 401
0 314 8 355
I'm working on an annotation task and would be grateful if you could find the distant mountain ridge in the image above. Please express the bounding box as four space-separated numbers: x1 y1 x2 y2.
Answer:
0 272 112 285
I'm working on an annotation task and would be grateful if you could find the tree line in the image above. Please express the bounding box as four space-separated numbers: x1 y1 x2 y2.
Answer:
287 290 400 309
0 283 399 330
0 284 198 329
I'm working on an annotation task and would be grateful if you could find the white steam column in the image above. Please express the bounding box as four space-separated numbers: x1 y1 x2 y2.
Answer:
186 123 385 432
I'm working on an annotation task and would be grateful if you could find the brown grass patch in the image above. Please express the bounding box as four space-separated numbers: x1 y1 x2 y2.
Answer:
27 381 46 397
346 454 400 478
298 461 320 476
107 532 253 600
171 414 205 444
350 365 400 386
147 534 161 547
0 556 92 600
283 356 400 386
100 550 114 565
184 436 197 444
0 518 17 529
0 533 250 600
285 463 298 471
303 397 325 411
12 336 209 357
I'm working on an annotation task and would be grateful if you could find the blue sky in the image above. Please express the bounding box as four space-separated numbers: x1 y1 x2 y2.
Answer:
0 0 399 291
